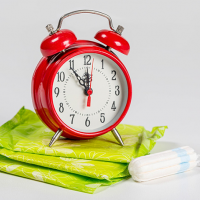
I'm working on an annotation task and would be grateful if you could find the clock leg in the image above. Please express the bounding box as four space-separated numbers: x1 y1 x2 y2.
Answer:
111 128 124 146
49 129 63 147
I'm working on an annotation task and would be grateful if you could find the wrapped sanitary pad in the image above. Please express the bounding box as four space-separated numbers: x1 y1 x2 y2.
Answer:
0 107 167 193
128 146 199 182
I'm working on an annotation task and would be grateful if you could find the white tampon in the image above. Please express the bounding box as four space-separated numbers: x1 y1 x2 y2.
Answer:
128 146 198 182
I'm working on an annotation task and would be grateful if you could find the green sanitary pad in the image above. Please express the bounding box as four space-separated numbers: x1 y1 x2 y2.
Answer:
0 107 167 193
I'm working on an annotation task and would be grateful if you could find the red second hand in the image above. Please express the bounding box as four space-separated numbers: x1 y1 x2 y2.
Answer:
87 58 94 107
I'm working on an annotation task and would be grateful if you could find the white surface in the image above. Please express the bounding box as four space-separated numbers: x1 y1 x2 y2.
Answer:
0 0 199 199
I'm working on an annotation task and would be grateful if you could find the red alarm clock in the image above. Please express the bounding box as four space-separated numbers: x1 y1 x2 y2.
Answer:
32 10 132 147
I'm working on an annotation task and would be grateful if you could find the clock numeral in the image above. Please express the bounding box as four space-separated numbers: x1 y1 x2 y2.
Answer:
101 59 104 69
111 101 116 111
115 85 120 96
59 103 64 113
85 117 90 127
111 70 116 80
57 71 65 82
69 60 74 70
54 87 60 97
84 55 91 65
70 114 75 124
100 113 105 123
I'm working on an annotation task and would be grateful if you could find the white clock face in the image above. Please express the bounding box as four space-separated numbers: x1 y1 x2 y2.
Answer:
52 53 128 133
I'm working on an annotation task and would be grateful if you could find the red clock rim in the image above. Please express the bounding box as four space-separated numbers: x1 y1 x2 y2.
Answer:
48 48 132 138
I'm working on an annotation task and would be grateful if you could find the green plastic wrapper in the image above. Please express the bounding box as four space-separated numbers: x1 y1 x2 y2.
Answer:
0 107 167 193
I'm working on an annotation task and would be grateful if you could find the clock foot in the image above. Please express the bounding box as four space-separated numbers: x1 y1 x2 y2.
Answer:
111 128 124 146
49 129 63 147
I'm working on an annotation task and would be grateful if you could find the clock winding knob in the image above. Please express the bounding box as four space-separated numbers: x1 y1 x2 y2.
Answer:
46 24 55 35
115 25 124 35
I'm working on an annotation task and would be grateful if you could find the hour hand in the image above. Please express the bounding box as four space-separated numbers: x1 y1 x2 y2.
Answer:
70 68 86 89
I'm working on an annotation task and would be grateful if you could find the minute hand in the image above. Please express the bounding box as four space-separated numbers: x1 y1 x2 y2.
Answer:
70 68 87 89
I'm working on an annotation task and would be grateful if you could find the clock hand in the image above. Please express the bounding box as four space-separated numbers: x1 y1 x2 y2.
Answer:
70 67 87 89
86 67 90 88
87 59 94 107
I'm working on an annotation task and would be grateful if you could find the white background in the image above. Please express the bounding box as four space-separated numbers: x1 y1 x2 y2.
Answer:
0 0 199 199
